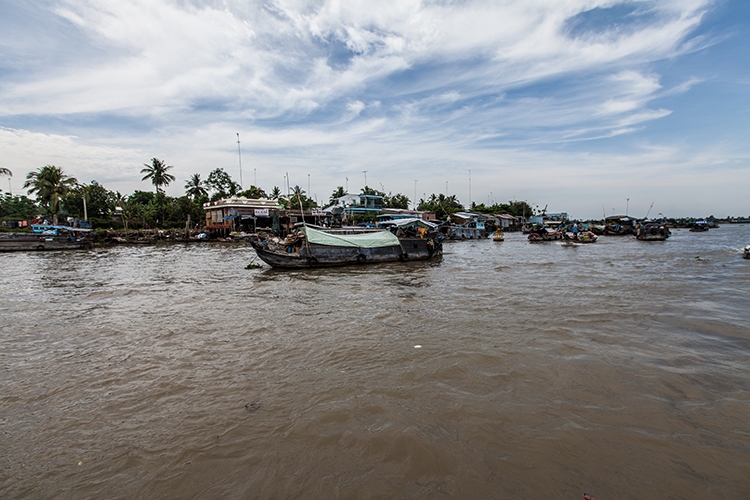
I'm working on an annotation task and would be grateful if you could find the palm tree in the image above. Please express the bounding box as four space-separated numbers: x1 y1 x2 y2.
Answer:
0 167 10 194
23 165 78 225
270 186 281 200
141 158 175 193
184 173 208 200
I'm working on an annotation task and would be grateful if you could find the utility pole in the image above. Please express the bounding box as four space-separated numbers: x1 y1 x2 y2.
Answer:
468 169 472 208
345 177 348 193
414 180 418 209
236 133 243 190
254 168 256 188
308 174 310 197
362 170 368 189
626 198 629 216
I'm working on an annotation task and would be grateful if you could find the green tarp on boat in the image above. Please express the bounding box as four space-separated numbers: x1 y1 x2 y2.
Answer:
302 227 400 248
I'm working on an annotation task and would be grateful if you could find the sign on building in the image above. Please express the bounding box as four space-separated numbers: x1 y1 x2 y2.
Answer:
254 209 269 217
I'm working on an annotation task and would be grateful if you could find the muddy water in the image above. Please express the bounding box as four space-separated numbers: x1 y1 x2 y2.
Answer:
2 225 749 499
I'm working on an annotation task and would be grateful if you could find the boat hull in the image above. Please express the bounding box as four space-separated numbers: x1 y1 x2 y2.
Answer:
251 237 441 268
0 236 90 252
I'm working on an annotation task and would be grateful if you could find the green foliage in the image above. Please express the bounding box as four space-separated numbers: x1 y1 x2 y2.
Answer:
329 186 346 204
206 168 240 201
360 186 385 196
184 173 208 200
282 185 317 210
0 194 38 219
383 192 410 209
141 158 175 193
417 193 464 219
471 200 534 217
23 165 78 224
270 186 281 200
237 185 267 199
62 181 113 221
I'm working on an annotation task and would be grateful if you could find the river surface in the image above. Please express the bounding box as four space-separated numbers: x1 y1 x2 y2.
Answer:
2 225 750 499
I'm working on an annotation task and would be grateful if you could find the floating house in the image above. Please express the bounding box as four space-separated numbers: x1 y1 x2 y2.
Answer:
203 198 282 235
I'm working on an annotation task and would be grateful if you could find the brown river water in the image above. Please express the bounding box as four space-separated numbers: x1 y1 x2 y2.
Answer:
2 225 750 499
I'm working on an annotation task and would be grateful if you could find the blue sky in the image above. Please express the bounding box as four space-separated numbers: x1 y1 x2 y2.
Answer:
1 0 748 218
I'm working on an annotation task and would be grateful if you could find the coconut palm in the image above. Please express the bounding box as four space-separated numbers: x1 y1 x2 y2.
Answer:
184 173 208 200
0 168 10 194
23 165 78 225
141 158 175 193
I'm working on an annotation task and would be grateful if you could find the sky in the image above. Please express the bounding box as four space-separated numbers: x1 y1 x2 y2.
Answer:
0 0 748 219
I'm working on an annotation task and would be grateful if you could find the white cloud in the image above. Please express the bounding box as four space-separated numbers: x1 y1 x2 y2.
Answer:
1 0 747 218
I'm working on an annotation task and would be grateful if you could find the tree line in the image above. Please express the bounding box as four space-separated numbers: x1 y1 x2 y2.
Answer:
0 160 533 229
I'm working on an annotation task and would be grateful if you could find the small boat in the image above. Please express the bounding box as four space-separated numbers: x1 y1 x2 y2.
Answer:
689 221 709 232
743 245 750 259
250 225 442 268
492 230 504 242
527 226 563 242
636 221 671 241
564 230 598 243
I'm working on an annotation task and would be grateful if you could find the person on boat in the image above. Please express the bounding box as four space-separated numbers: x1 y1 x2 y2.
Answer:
572 223 579 238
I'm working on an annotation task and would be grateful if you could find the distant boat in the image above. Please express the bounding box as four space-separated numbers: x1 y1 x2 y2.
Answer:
250 224 442 268
636 221 671 241
604 215 636 235
492 230 504 242
743 245 750 260
689 221 710 232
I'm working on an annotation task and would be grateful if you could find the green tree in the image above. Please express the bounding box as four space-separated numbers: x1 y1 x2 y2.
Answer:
329 186 346 204
0 168 11 194
23 165 78 225
383 192 410 209
270 186 281 200
417 193 464 220
141 158 175 193
237 185 267 199
184 173 208 200
287 185 317 210
206 168 240 201
62 181 114 226
360 186 385 196
0 194 37 220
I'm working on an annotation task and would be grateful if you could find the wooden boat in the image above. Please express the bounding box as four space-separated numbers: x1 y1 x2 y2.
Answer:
689 221 709 232
250 226 443 268
604 215 636 235
492 230 504 242
527 226 563 242
636 221 671 241
564 230 598 243
0 225 92 252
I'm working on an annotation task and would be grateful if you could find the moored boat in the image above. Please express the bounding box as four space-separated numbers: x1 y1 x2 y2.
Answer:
250 225 442 268
492 230 504 242
0 225 92 252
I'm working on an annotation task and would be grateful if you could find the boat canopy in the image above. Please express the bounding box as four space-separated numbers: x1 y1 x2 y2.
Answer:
302 226 400 248
378 218 438 230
